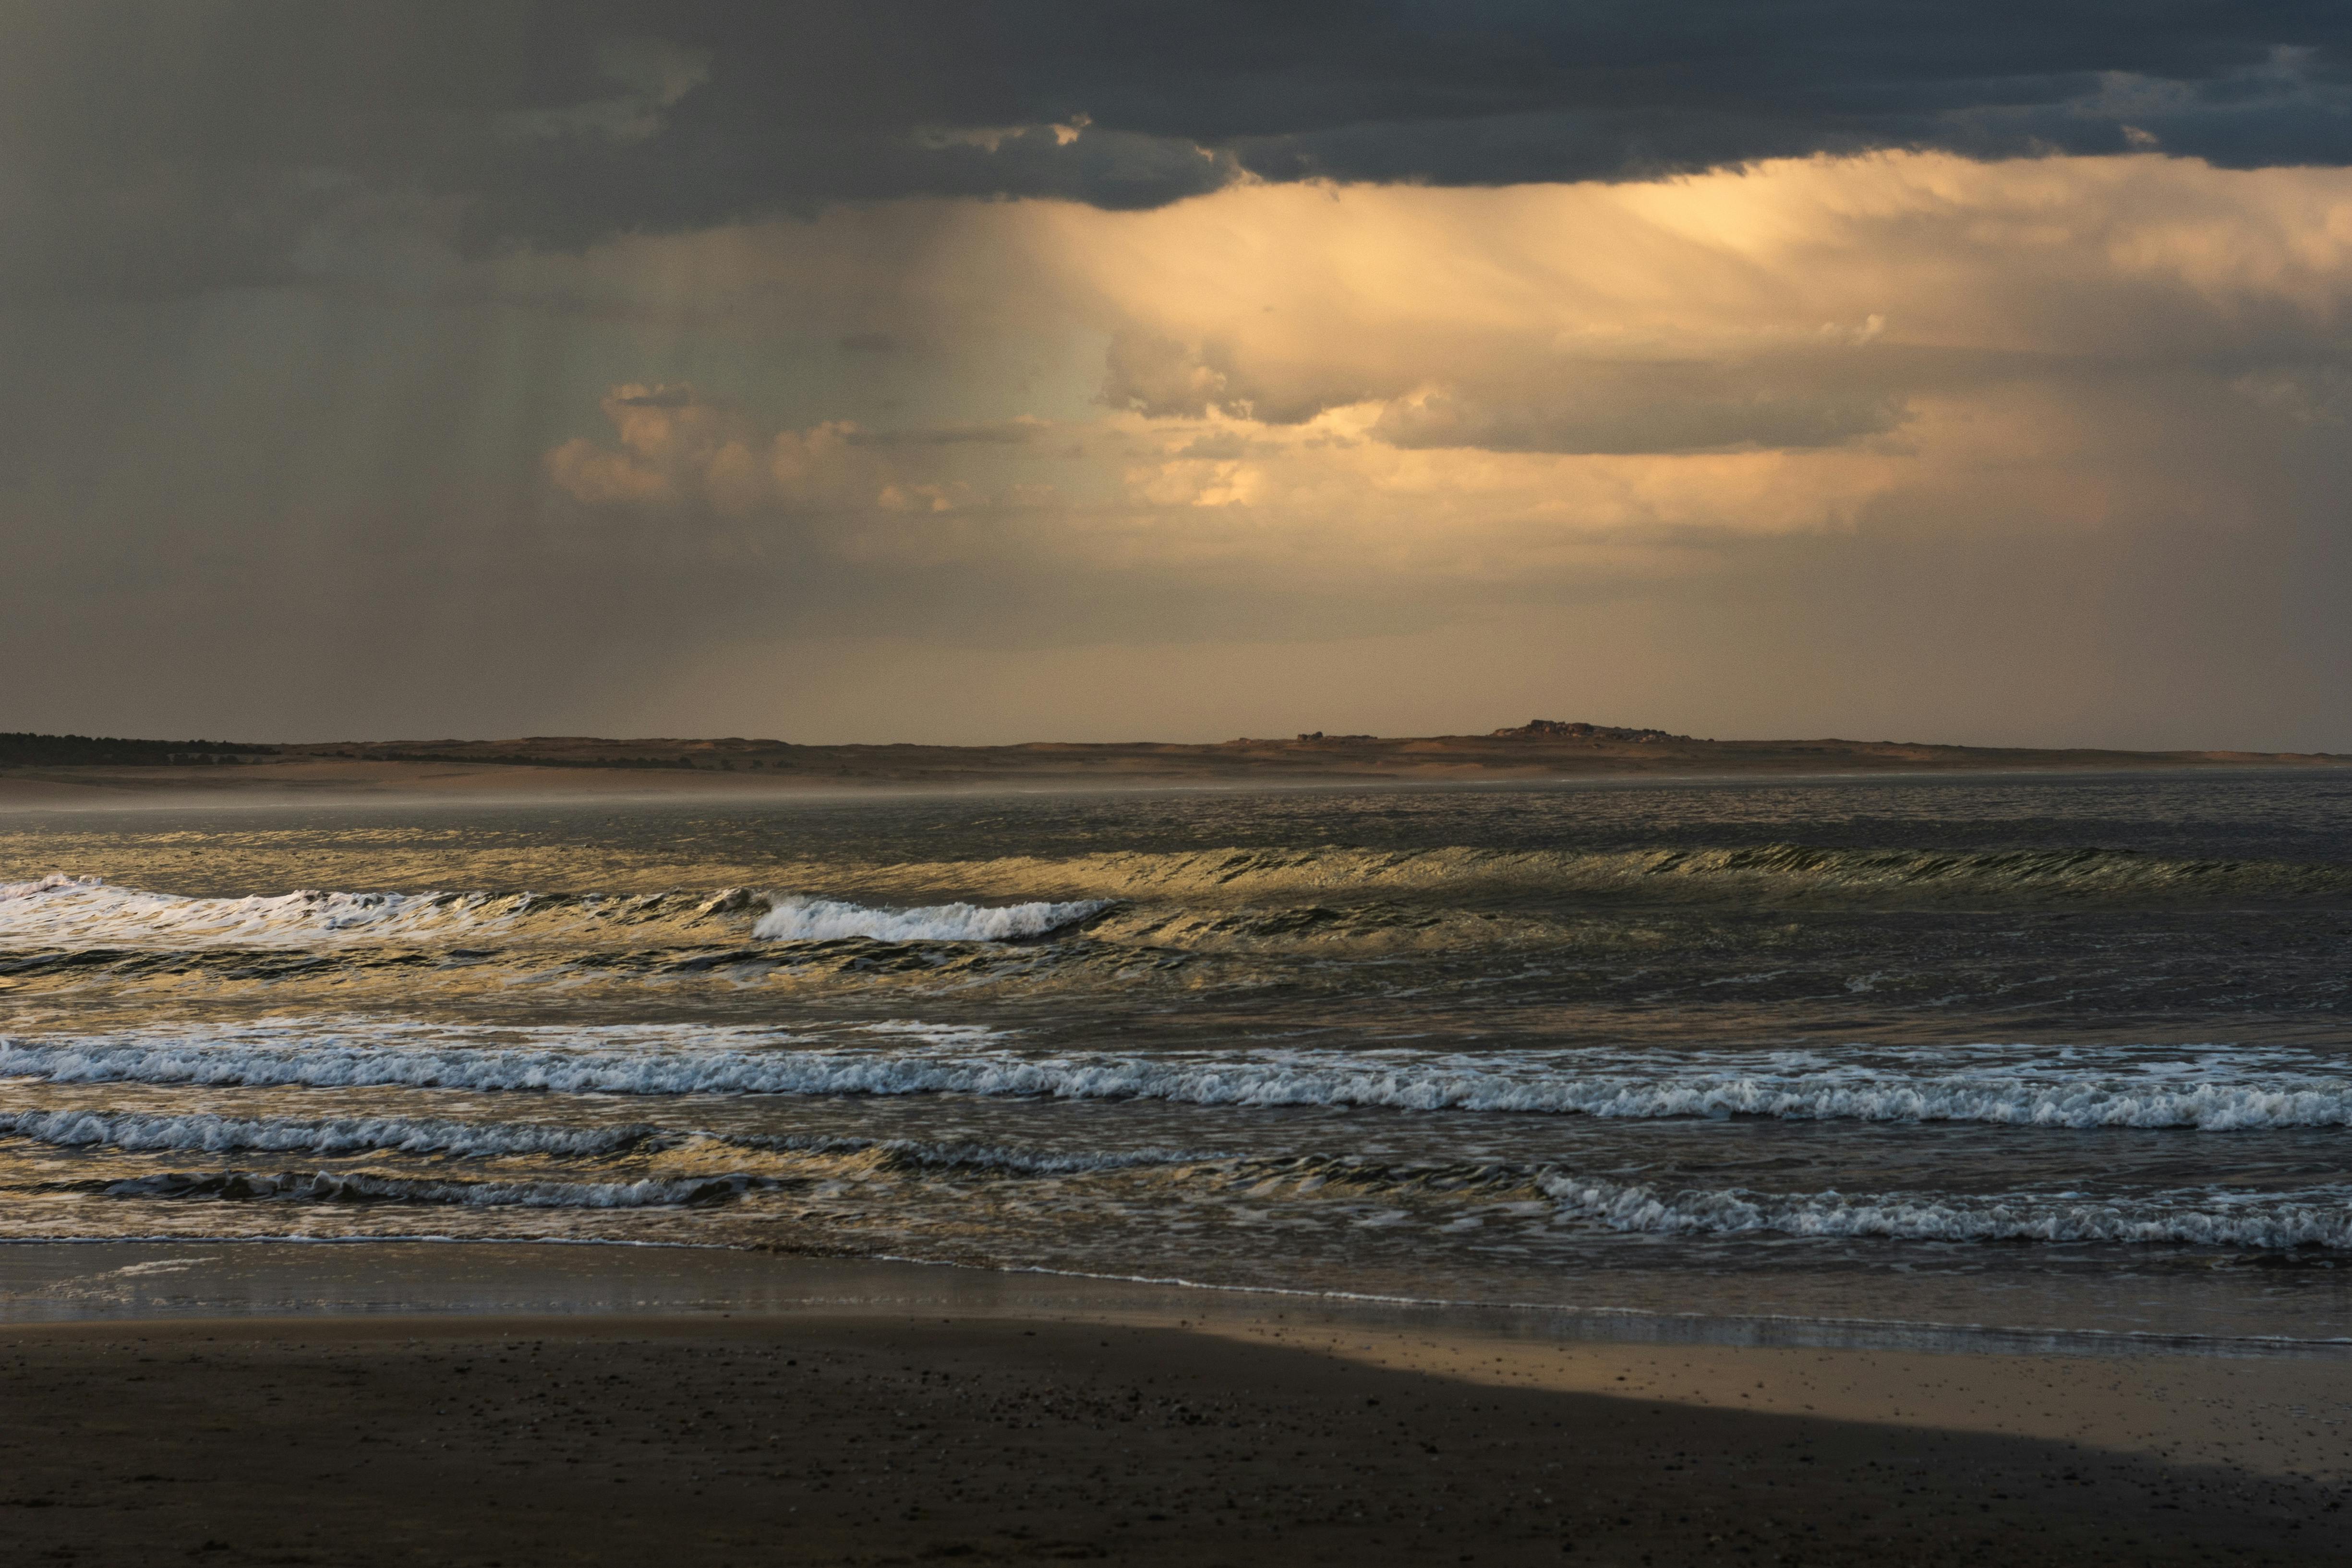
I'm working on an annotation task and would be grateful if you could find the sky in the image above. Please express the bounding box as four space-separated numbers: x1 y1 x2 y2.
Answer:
4 2 2349 748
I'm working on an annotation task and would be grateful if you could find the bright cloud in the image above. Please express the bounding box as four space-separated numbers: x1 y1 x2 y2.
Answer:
538 152 2352 591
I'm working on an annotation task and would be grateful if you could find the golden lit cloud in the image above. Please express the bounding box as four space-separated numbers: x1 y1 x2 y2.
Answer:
538 151 2352 591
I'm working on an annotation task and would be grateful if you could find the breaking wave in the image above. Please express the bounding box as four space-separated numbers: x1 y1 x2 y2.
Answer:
45 1131 2352 1250
0 1107 656 1159
752 895 1109 943
100 1169 767 1209
7 1031 2352 1129
1193 1153 2352 1249
0 876 1109 958
1536 1172 2352 1250
12 836 2343 966
0 1105 1205 1176
0 874 756 949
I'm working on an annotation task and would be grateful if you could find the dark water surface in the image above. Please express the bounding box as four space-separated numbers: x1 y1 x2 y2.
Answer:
4 771 2350 1340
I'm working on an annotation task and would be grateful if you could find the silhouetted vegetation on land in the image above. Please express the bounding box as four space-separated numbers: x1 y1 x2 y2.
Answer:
0 732 278 767
369 751 724 770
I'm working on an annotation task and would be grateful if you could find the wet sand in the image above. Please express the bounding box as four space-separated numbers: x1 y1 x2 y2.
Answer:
2 1247 2347 1565
8 1315 2348 1567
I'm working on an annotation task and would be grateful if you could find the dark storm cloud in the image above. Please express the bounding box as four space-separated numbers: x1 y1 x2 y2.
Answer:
3 1 2347 298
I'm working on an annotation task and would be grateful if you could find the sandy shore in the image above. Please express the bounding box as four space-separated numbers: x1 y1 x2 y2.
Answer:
2 1246 2346 1564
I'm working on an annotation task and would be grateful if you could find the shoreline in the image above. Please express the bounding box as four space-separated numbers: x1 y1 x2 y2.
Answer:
5 1243 2349 1565
6 1238 2351 1364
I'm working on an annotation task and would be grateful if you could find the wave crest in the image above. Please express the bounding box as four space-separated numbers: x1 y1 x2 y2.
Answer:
102 1169 760 1209
1537 1172 2352 1250
873 843 2352 904
0 875 753 949
9 1031 2352 1129
752 895 1108 943
53 1133 2352 1250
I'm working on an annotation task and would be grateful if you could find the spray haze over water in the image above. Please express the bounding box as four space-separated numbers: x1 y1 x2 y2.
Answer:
3 772 2351 1340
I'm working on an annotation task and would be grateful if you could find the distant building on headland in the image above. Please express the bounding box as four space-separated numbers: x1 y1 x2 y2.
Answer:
1492 720 1688 743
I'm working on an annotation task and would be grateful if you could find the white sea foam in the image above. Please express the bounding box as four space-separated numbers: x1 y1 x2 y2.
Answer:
0 876 1110 952
1212 1153 2352 1249
0 1108 652 1158
0 875 731 949
44 1114 2352 1247
6 1028 2352 1128
1537 1172 2352 1250
0 1105 1205 1175
752 895 1109 943
103 1169 763 1209
0 874 538 947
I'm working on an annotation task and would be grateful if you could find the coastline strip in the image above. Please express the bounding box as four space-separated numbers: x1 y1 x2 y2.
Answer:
6 1241 2351 1483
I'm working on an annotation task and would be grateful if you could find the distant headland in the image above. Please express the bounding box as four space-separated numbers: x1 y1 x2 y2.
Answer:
1 725 2342 802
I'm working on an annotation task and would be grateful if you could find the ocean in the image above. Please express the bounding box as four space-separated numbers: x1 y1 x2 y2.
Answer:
4 771 2350 1344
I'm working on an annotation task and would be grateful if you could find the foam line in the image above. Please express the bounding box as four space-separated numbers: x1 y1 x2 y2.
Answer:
1537 1171 2352 1249
0 1107 1208 1175
6 1033 2352 1128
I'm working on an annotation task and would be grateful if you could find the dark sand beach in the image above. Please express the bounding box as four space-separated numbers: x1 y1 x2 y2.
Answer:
4 1246 2349 1566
